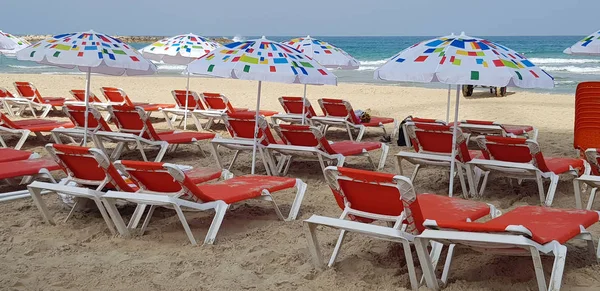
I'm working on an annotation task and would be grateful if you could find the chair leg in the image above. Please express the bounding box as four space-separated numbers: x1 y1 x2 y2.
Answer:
154 142 169 162
163 111 175 129
228 150 240 171
377 143 389 171
139 205 157 235
414 237 440 290
410 164 421 182
172 204 197 246
305 221 324 268
440 244 455 285
27 185 55 225
210 143 224 169
464 164 477 198
327 230 347 267
587 188 598 210
573 179 584 209
535 172 546 205
456 165 468 198
544 174 559 207
285 179 307 221
14 129 30 150
127 204 148 229
478 171 490 197
92 197 117 235
548 245 567 291
204 203 229 245
355 126 365 142
402 241 419 291
530 246 548 291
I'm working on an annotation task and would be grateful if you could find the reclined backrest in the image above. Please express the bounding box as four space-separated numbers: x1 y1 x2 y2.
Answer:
0 87 15 98
324 166 425 234
476 136 551 172
116 160 213 202
172 90 205 110
224 111 278 146
0 112 19 129
46 144 135 191
405 122 472 163
279 96 318 117
14 81 45 103
585 148 600 175
101 87 134 106
69 90 102 103
318 98 361 124
201 92 236 113
274 124 337 155
64 105 112 132
108 105 162 140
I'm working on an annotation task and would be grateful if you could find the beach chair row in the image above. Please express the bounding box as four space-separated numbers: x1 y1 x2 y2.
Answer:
6 142 598 291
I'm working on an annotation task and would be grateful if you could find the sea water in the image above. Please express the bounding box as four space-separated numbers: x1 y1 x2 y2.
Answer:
1 35 596 94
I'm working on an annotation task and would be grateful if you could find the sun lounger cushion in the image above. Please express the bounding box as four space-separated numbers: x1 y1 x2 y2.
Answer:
155 132 216 143
0 159 61 179
329 141 382 155
136 103 175 111
501 124 534 135
0 148 33 163
416 194 493 225
13 120 74 131
361 116 395 126
544 157 585 174
40 97 66 106
430 206 599 244
197 175 297 204
255 110 279 117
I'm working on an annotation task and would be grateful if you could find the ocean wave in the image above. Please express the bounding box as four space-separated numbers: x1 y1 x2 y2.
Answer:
41 72 85 75
541 66 600 74
529 58 600 65
232 35 245 42
8 64 54 69
359 59 388 66
356 66 379 71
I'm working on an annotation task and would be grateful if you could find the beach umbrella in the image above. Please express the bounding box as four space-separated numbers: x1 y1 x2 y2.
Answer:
187 36 337 174
16 30 157 143
375 32 554 196
284 36 359 123
0 30 30 57
564 30 600 56
140 33 220 129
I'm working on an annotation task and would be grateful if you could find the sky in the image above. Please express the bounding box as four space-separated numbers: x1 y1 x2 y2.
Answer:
2 0 598 37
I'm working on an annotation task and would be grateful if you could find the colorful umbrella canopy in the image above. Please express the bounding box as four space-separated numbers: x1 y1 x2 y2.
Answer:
375 33 554 89
17 30 157 143
564 30 600 56
17 30 156 76
141 33 220 65
284 36 359 69
0 30 30 56
188 36 337 85
140 33 220 130
188 37 337 173
374 32 553 196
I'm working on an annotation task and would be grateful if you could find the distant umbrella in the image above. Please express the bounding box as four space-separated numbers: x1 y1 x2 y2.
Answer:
564 30 600 56
0 30 30 57
284 36 359 69
141 33 221 129
17 30 157 143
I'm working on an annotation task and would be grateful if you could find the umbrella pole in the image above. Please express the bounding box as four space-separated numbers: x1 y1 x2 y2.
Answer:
83 67 91 144
302 84 307 125
446 84 451 123
184 70 190 130
448 84 461 197
251 81 262 175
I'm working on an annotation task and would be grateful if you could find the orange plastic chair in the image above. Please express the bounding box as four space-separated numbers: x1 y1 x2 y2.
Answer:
271 96 321 125
50 105 113 144
13 81 70 117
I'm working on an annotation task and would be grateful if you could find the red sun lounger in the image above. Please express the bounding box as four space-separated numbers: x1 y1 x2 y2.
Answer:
268 124 389 177
161 90 206 130
312 98 398 141
0 152 61 202
271 96 322 125
574 148 600 209
193 92 278 129
14 81 73 117
303 166 497 290
0 112 74 149
51 105 113 144
92 105 216 161
27 144 229 235
100 87 175 112
397 122 480 197
415 206 600 291
211 111 283 175
103 160 307 245
468 136 589 206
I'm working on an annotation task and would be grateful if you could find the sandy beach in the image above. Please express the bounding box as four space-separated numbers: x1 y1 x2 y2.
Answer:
0 73 599 291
